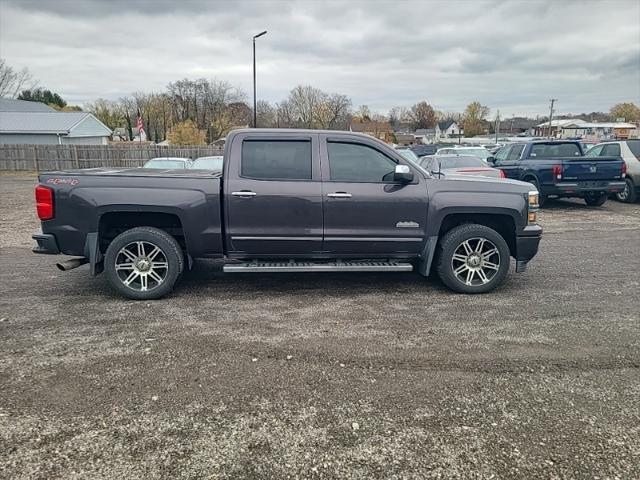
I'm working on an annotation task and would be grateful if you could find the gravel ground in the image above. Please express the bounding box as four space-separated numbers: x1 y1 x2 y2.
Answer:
0 173 639 479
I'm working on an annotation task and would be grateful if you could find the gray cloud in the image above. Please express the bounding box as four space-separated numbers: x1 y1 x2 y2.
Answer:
1 0 638 116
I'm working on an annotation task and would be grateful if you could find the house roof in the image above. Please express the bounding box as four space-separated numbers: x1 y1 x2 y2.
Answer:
0 112 112 136
415 128 436 135
437 120 456 130
536 118 586 128
0 98 57 113
568 122 636 129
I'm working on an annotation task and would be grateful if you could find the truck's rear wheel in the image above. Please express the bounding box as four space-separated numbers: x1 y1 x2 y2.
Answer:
435 224 510 294
104 227 184 300
584 192 607 206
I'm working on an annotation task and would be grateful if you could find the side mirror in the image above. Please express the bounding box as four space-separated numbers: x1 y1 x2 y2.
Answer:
394 164 414 183
486 156 495 164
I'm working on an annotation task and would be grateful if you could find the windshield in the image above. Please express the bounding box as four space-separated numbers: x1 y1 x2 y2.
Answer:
191 156 223 170
397 149 419 161
437 156 487 169
460 148 490 159
143 159 187 169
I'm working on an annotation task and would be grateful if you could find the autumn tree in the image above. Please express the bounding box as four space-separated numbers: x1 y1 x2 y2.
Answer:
388 106 411 127
353 105 372 122
0 58 35 98
167 120 206 145
610 102 640 123
410 101 437 129
256 100 276 127
463 101 490 137
86 98 125 130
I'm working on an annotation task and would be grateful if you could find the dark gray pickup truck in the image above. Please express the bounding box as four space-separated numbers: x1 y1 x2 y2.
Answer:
33 129 542 299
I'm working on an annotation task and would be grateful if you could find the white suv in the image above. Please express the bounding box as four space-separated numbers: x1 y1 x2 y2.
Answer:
586 140 640 203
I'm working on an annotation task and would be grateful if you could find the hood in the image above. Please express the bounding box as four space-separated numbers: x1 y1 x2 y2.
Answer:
441 173 536 192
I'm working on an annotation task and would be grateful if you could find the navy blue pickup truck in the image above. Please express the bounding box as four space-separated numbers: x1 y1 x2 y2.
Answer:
488 140 626 206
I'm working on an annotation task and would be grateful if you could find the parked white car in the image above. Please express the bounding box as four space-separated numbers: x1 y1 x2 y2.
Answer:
436 146 491 161
585 140 640 203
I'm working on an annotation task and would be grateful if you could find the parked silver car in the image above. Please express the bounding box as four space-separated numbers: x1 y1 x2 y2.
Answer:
416 154 505 178
142 157 192 169
190 155 224 171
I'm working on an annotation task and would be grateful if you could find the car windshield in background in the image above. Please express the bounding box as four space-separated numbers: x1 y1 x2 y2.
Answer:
397 149 419 161
530 143 581 157
143 159 188 169
191 156 223 170
437 156 487 169
462 148 490 160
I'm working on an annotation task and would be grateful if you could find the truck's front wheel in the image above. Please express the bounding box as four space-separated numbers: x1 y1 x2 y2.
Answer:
104 227 184 300
435 224 510 294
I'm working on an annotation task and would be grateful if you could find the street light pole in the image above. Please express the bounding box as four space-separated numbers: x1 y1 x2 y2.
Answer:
252 30 267 128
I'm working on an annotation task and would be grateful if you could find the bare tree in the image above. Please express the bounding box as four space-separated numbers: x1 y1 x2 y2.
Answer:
0 58 36 98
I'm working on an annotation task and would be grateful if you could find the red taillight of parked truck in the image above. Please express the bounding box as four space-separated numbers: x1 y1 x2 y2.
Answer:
621 162 627 178
35 186 54 220
551 165 563 182
499 169 506 179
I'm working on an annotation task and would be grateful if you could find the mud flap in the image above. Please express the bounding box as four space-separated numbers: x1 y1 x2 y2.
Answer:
416 236 439 277
83 232 103 276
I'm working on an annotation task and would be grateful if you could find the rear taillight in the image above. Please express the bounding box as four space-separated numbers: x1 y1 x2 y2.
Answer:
35 186 54 220
499 169 506 178
551 165 563 181
621 162 627 178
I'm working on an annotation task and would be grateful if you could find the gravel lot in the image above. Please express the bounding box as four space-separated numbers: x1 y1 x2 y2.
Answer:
0 173 639 479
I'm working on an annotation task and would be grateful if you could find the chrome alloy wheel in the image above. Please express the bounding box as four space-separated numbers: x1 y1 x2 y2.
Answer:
617 182 630 201
451 237 500 286
114 241 168 292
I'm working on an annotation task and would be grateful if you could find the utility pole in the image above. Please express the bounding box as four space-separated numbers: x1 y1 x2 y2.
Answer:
458 113 462 144
252 30 268 128
548 98 557 139
495 109 500 144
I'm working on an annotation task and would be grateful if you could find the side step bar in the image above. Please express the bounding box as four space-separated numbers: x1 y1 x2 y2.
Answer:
223 260 414 273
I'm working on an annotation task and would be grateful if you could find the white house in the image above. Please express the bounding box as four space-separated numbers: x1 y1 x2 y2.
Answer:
436 120 462 140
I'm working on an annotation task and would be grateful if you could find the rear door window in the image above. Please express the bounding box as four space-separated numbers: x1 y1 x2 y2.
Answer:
601 144 621 156
507 144 524 161
626 140 640 158
241 140 312 180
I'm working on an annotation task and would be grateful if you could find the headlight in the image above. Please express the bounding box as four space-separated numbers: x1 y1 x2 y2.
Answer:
527 190 539 224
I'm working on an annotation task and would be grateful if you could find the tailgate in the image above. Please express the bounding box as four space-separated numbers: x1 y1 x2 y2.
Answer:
562 156 623 181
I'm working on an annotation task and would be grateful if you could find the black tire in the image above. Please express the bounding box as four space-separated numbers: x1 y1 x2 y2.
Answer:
615 178 636 203
527 177 547 207
584 192 607 207
104 227 184 300
435 224 510 294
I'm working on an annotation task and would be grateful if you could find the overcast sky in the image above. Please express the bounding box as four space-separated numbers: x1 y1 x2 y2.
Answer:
1 0 639 117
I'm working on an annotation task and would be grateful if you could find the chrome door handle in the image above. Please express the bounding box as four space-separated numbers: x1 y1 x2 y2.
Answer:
232 191 257 197
327 192 352 198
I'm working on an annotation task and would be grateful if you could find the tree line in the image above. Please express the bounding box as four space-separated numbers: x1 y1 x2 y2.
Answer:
1 58 638 145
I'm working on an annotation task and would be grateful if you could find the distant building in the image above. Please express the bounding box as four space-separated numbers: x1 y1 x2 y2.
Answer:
534 118 586 137
414 128 436 144
534 118 636 140
394 133 416 146
436 120 462 140
0 99 111 145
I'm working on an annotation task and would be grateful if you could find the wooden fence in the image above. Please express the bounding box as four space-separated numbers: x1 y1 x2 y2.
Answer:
0 144 224 171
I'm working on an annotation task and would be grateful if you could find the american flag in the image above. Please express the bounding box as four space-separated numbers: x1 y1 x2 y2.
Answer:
135 111 145 139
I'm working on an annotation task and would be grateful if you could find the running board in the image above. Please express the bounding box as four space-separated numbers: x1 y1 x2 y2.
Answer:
223 260 414 273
